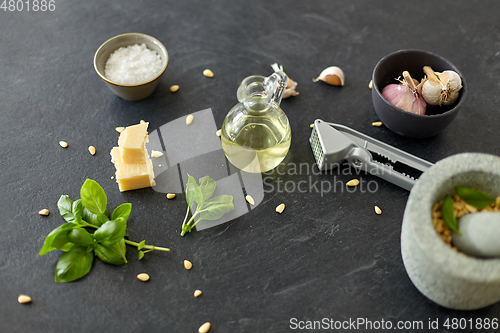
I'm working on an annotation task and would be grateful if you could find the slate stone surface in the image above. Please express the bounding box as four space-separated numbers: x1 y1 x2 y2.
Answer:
1 1 500 332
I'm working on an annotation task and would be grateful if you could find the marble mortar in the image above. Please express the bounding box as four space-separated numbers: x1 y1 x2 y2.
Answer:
401 153 500 310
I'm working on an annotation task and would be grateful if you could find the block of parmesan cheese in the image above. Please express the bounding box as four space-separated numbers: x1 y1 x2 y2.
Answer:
110 147 156 192
118 122 150 164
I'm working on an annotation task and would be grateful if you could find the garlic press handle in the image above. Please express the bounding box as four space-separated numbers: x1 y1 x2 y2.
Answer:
347 147 415 191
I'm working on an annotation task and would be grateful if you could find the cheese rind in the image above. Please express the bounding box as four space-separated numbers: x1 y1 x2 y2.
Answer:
118 122 150 164
111 148 155 192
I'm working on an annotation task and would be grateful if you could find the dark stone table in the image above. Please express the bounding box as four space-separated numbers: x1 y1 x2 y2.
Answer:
1 1 499 332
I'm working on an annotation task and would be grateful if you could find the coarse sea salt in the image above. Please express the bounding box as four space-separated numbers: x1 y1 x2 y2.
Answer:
104 44 162 85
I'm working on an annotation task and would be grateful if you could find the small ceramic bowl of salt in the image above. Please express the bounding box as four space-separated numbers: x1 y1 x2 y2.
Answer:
94 33 168 101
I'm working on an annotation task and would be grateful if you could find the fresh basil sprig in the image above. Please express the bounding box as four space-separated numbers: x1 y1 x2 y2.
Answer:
181 175 234 236
40 179 170 283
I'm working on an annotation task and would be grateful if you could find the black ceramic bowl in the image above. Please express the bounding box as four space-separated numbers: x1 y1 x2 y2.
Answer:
372 49 467 138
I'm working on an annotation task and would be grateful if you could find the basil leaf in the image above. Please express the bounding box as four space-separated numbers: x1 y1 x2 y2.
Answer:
455 186 494 209
93 219 127 247
82 207 109 227
67 228 95 247
111 203 132 221
80 179 107 216
72 199 83 224
442 194 459 234
94 239 127 265
199 175 217 201
55 246 94 283
186 174 203 210
39 223 77 256
58 195 79 224
197 195 234 221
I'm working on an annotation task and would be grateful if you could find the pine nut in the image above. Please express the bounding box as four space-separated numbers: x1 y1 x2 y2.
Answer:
346 179 359 186
137 273 150 282
170 85 180 92
310 124 314 128
184 260 193 270
276 203 285 214
59 141 68 148
115 127 125 133
38 209 49 216
140 120 147 124
372 121 383 127
166 193 176 199
88 146 96 155
186 114 194 125
368 79 373 89
246 195 255 205
203 69 214 78
198 322 211 333
151 150 164 158
18 295 31 304
194 290 202 297
374 206 382 215
216 129 222 137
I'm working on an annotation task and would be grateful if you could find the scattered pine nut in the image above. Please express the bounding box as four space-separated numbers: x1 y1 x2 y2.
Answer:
115 127 125 133
216 129 222 137
368 79 373 89
170 85 180 92
372 121 383 127
151 150 163 158
88 146 96 155
199 322 211 333
137 273 150 282
246 195 255 205
275 203 285 214
194 290 202 297
166 193 176 199
59 141 68 148
374 206 382 215
346 179 359 186
111 176 114 179
184 260 193 270
203 69 214 78
38 209 49 216
186 114 194 125
140 120 147 124
310 124 314 128
18 295 31 304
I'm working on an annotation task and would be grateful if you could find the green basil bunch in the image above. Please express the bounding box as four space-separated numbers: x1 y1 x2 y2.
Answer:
40 179 170 283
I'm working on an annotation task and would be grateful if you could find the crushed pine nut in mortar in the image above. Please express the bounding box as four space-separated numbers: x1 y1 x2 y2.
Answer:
432 195 500 247
104 44 162 85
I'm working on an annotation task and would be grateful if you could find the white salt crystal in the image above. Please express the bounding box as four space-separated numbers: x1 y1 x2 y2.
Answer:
104 44 163 85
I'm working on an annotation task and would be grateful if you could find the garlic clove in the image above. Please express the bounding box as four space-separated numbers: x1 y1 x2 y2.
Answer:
382 71 426 115
313 66 345 86
271 63 299 98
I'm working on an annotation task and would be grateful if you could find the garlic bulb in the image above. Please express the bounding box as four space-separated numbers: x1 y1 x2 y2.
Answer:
313 66 344 86
421 66 462 106
381 71 427 115
271 63 299 98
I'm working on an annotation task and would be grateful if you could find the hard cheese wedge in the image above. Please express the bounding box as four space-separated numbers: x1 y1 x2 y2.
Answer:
110 122 156 192
117 122 150 164
111 148 155 192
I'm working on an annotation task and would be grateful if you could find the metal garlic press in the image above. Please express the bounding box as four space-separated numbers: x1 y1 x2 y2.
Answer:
309 119 433 190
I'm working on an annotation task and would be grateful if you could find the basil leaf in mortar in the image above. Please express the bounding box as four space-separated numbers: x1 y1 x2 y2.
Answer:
455 186 494 209
442 194 460 234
